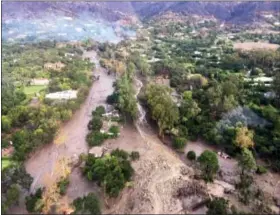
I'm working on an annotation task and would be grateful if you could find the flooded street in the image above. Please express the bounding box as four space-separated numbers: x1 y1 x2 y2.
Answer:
25 50 115 192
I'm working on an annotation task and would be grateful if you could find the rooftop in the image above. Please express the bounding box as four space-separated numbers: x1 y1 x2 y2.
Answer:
45 90 77 100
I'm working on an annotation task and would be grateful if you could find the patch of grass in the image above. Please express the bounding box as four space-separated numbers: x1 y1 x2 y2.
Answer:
24 85 46 95
2 157 14 170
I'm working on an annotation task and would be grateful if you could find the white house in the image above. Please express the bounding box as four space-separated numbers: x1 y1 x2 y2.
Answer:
30 78 49 85
45 90 77 100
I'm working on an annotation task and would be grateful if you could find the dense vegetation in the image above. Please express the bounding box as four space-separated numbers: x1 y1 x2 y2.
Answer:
86 106 120 146
2 164 33 213
97 22 280 173
25 188 44 213
83 149 134 197
2 41 94 161
138 21 280 173
71 193 100 215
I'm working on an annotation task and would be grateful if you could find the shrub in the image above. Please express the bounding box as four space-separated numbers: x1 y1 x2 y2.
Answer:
72 193 100 214
57 177 70 195
1 116 11 132
111 148 129 160
256 165 267 175
198 150 219 182
25 188 43 213
87 117 102 131
172 137 187 150
92 106 105 117
106 92 119 105
130 151 140 161
109 125 120 138
187 151 196 160
86 132 106 146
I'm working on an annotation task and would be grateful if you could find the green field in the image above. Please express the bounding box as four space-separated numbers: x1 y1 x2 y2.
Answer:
24 85 46 95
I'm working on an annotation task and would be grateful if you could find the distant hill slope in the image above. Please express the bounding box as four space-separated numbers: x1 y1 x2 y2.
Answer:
131 1 280 24
2 1 280 24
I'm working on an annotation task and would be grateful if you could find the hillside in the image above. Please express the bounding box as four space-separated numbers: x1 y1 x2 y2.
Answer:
2 1 280 24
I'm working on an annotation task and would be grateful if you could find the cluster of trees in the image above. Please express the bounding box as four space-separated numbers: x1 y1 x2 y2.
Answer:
71 193 100 214
98 43 146 120
106 72 138 119
114 72 138 118
236 148 257 204
2 42 94 161
86 106 120 146
25 188 44 213
87 106 106 146
83 149 134 197
141 21 280 173
2 164 33 214
144 83 179 137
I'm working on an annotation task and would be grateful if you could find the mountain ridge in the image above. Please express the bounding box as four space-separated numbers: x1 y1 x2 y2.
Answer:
2 1 280 24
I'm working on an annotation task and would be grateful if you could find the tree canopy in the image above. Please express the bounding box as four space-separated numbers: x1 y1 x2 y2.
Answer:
145 83 179 136
198 150 219 182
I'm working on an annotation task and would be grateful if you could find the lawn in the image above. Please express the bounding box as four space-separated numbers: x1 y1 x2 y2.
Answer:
24 85 46 95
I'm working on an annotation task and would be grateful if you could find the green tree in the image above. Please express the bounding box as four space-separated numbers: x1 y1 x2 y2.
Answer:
237 148 256 205
72 193 100 215
109 125 120 138
145 84 179 137
1 116 12 132
180 91 201 122
116 74 137 118
25 188 44 213
57 177 70 195
83 153 133 197
126 61 136 80
273 73 280 107
93 106 105 117
172 137 187 150
206 82 238 118
238 148 256 175
198 150 219 182
186 151 196 160
5 184 20 207
87 117 102 131
137 58 150 76
86 131 106 146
